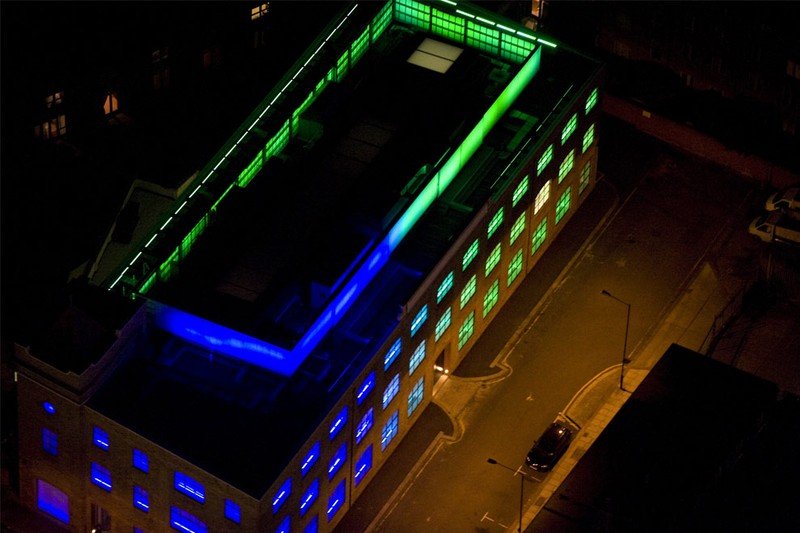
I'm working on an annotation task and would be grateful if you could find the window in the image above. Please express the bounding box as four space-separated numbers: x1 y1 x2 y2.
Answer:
582 123 595 153
510 212 526 245
91 462 112 492
534 181 550 214
45 91 63 108
436 272 454 303
410 305 428 337
272 478 291 514
460 275 477 309
42 428 57 456
561 113 578 144
93 426 109 451
225 499 241 524
487 207 504 239
381 411 399 451
532 218 548 255
354 445 373 486
43 401 56 415
303 516 317 533
327 479 345 521
508 249 523 286
329 406 348 441
170 507 207 533
133 485 149 513
585 87 598 114
133 449 149 473
556 188 571 224
580 161 591 194
483 280 500 317
356 372 375 406
383 374 400 409
384 338 402 371
558 150 574 183
407 377 424 417
485 243 501 277
301 442 320 477
409 340 426 375
103 92 119 115
174 472 205 503
356 408 374 444
251 2 269 20
512 176 529 207
328 443 346 480
299 479 319 516
35 115 67 139
277 515 290 533
537 145 553 176
435 308 452 341
37 479 69 524
458 312 475 349
462 239 479 271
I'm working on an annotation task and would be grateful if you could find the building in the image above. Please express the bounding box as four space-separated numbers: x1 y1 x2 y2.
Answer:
11 1 603 532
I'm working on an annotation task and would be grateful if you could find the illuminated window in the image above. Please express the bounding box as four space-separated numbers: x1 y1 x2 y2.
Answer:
91 462 112 492
558 150 574 183
512 176 529 207
103 92 119 115
251 2 269 20
510 212 526 245
277 515 290 533
45 91 63 108
175 472 205 503
409 340 426 375
435 307 452 341
534 180 550 214
582 123 595 153
437 271 454 303
35 115 67 139
329 406 348 441
304 515 317 533
355 408 374 444
328 443 346 480
171 506 207 533
356 372 375 406
487 207 504 239
383 374 400 409
458 312 475 349
272 478 291 514
537 144 553 176
225 499 241 524
133 449 149 473
407 377 424 417
327 479 345 521
384 338 402 371
410 305 428 336
483 279 500 317
42 428 58 456
508 249 523 286
301 442 320 477
532 218 547 255
43 401 56 415
462 239 479 271
580 161 591 194
93 426 109 451
556 187 571 224
460 275 477 309
299 479 319 516
354 445 373 485
381 410 399 450
37 479 69 524
133 485 149 513
562 113 578 144
485 243 501 277
585 87 598 114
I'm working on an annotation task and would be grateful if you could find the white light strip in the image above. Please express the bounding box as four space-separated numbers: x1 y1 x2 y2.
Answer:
496 24 514 33
188 185 202 198
516 30 536 41
201 172 213 184
537 37 557 48
476 16 495 25
455 9 474 18
145 234 158 248
175 200 188 214
129 251 143 266
224 144 237 158
109 267 129 289
160 217 173 231
440 0 457 6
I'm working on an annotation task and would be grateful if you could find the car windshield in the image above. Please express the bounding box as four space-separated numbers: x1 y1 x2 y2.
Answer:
539 426 564 450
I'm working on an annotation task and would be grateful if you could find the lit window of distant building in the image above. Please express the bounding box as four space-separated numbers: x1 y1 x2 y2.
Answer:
251 3 270 20
103 92 119 115
45 91 63 108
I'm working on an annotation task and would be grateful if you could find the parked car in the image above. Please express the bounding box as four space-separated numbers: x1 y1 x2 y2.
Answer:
748 212 800 245
765 186 800 214
525 420 573 472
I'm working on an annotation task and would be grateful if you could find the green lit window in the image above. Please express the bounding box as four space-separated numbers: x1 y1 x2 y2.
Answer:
534 180 550 214
555 188 571 224
537 145 553 176
510 212 525 245
435 307 452 341
437 271 454 303
512 176 529 207
582 124 595 153
585 87 598 114
501 33 535 64
531 218 547 255
580 161 591 194
458 311 475 349
432 8 465 42
462 240 479 271
407 376 424 417
460 275 477 309
409 340 426 375
508 249 523 286
561 113 578 145
485 243 501 277
558 150 574 184
466 21 500 55
483 279 500 317
395 0 431 30
487 207 504 239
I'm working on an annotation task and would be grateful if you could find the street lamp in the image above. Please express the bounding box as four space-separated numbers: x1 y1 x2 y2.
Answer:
487 458 526 532
600 289 631 391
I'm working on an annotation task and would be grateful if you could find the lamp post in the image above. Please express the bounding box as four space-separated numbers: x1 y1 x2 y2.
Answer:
487 458 525 532
600 289 631 391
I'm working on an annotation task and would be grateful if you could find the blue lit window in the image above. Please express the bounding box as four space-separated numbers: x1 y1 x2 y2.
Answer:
135 528 144 533
43 401 56 415
299 478 319 517
383 338 402 371
436 271 454 303
355 372 375 406
170 506 207 533
354 445 373 486
37 479 69 524
381 411 399 451
303 515 318 533
174 472 205 503
410 305 428 336
301 442 320 477
276 515 290 533
409 340 426 375
408 377 424 417
93 426 109 451
225 499 241 524
272 478 291 514
42 428 58 456
329 406 348 441
133 485 149 513
327 479 345 522
133 449 149 473
382 374 399 409
328 443 346 480
355 408 374 445
91 462 112 492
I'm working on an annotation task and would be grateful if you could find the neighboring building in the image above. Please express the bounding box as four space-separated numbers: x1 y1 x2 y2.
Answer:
12 1 603 532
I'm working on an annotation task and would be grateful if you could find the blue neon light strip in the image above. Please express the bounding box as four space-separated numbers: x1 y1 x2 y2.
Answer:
272 478 292 514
